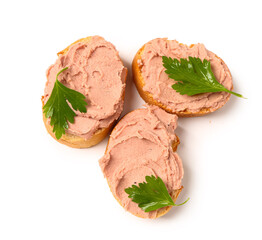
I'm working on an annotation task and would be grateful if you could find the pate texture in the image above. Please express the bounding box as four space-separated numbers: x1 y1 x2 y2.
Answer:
99 105 183 218
140 38 233 113
43 36 127 139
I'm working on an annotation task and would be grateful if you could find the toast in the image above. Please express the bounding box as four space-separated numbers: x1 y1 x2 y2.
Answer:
42 36 127 148
99 105 184 218
132 38 233 117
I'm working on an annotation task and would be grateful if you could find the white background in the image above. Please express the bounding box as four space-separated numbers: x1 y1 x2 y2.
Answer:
0 0 261 239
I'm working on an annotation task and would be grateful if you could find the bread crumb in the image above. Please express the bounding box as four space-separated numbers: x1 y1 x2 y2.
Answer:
137 59 143 67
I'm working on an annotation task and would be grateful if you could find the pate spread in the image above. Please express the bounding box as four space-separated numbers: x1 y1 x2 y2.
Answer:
43 36 127 139
140 38 233 113
99 105 183 218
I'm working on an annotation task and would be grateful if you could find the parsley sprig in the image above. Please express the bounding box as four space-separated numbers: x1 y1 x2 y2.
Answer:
125 175 189 212
162 56 245 98
43 67 87 139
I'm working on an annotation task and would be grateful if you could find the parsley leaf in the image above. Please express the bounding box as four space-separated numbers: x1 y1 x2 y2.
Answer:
125 175 189 212
162 56 245 98
43 67 87 140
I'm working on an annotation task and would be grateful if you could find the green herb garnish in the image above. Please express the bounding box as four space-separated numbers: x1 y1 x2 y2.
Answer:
162 56 245 98
43 67 87 139
125 175 189 212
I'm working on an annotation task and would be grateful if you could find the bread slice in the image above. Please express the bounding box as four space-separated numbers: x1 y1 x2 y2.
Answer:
42 37 127 148
101 108 183 218
132 40 232 117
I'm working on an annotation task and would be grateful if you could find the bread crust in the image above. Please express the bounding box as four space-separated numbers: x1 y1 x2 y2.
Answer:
42 37 127 148
132 43 232 117
103 109 183 218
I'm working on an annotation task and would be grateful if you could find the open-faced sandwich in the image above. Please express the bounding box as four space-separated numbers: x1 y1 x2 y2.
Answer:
133 38 243 117
99 105 187 218
42 36 127 148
